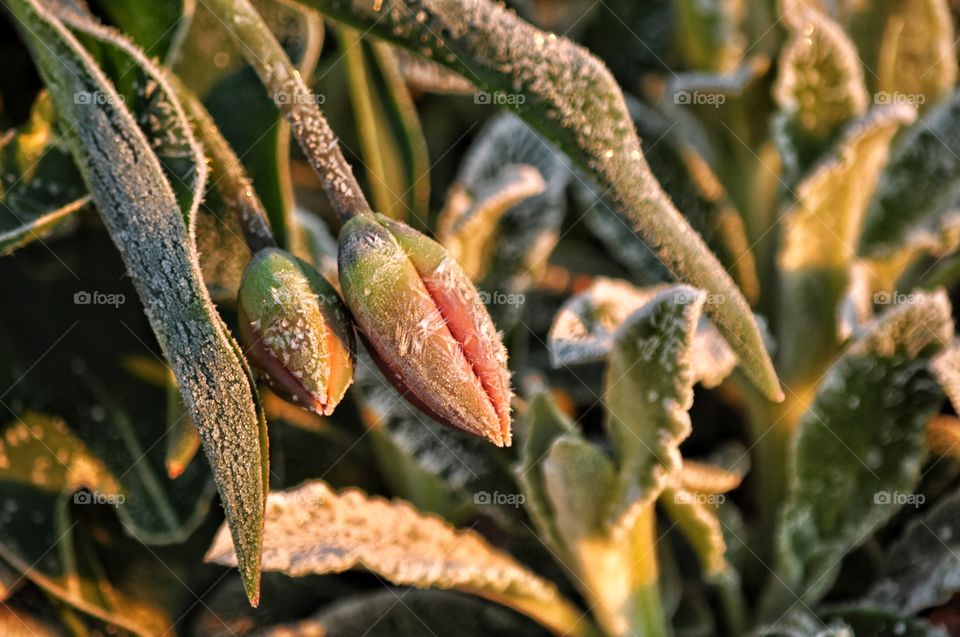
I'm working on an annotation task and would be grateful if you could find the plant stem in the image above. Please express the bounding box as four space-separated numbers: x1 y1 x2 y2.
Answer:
204 0 372 225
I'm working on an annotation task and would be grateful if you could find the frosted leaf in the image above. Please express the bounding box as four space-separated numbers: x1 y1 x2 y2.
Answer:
778 105 914 382
861 91 960 260
925 414 960 459
205 480 583 634
864 489 960 614
875 0 956 111
766 291 952 615
548 278 737 388
677 460 743 495
0 91 88 255
659 486 729 578
9 0 268 604
932 341 960 416
299 0 782 401
774 5 869 176
602 285 705 534
836 262 874 342
393 48 476 94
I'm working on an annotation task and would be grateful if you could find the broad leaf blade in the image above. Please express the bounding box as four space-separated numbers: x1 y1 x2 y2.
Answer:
205 481 589 637
7 0 267 604
295 0 783 402
766 291 951 616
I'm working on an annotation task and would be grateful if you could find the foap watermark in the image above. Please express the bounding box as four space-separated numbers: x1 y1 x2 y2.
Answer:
674 491 726 507
474 490 525 508
873 291 921 305
74 290 126 308
273 91 326 106
478 290 525 307
673 290 725 306
674 90 726 107
474 91 526 106
74 489 125 508
74 91 125 106
874 491 925 507
874 91 926 107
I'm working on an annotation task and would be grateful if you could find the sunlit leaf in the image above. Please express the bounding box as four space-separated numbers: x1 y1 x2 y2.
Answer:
206 480 590 637
660 486 728 578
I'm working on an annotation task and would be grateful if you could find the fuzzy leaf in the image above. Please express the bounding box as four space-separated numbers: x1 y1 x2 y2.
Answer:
861 90 960 259
0 92 87 255
206 480 588 637
777 105 915 383
766 291 951 615
660 486 728 578
338 26 430 221
774 6 869 174
85 0 194 64
295 0 783 402
7 0 267 603
603 285 704 532
932 343 960 415
542 436 617 548
875 0 956 110
864 489 960 613
548 278 737 389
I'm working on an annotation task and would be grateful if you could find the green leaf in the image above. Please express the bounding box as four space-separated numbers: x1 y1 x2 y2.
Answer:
603 285 704 530
7 0 267 604
765 291 951 616
85 0 195 64
674 0 744 72
338 26 430 221
774 6 869 175
0 92 88 256
659 486 729 578
514 392 577 554
548 278 736 389
777 105 915 383
0 413 170 635
293 0 783 402
205 480 592 637
861 90 960 259
864 489 960 613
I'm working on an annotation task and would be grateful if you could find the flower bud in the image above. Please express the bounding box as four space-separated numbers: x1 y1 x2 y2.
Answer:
237 248 355 415
338 214 513 446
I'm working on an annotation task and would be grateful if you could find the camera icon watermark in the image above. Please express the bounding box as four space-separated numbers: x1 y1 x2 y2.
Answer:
474 91 526 106
673 90 726 108
74 290 126 308
873 291 919 305
273 91 326 106
874 491 925 507
73 91 125 106
672 290 725 306
478 290 526 306
74 489 125 508
474 490 526 508
874 91 925 107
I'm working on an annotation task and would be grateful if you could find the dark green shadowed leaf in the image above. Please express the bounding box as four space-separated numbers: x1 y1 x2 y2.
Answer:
338 25 430 222
763 291 952 618
85 0 195 65
6 0 267 604
291 0 783 402
0 92 88 255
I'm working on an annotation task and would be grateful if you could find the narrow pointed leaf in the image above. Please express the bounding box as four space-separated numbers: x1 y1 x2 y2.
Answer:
659 486 729 578
293 0 783 401
7 0 267 604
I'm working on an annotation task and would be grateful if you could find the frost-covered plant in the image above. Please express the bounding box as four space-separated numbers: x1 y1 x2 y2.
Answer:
2 0 960 635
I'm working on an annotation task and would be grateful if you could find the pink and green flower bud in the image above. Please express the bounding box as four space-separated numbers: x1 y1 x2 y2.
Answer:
237 248 355 416
338 214 513 446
